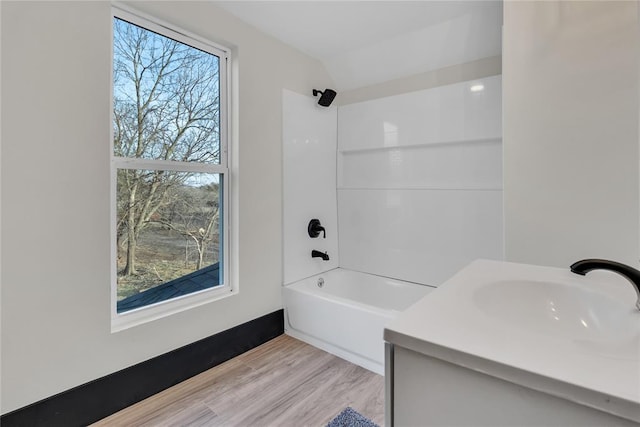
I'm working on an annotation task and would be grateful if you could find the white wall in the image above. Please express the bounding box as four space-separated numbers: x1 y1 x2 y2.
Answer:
282 90 339 283
324 2 503 91
337 75 503 286
503 1 639 267
0 1 333 413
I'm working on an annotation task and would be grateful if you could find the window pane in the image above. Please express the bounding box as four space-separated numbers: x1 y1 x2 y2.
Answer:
116 169 223 312
113 18 221 164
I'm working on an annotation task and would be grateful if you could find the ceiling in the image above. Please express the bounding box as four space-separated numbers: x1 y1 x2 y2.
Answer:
214 1 503 91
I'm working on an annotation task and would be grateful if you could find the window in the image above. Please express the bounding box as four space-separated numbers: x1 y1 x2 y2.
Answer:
111 6 232 330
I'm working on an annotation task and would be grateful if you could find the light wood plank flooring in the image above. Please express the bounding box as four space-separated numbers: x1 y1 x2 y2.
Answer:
92 335 385 426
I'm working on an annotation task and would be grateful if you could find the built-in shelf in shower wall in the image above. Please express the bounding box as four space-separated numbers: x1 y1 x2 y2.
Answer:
338 138 502 191
337 75 503 286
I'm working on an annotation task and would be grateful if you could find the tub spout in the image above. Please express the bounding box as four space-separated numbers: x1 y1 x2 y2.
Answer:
312 250 330 261
570 258 640 311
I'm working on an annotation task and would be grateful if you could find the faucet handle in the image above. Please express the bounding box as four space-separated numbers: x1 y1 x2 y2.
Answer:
308 219 326 238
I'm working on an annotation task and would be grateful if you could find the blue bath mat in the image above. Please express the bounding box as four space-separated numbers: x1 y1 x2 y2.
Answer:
326 407 379 427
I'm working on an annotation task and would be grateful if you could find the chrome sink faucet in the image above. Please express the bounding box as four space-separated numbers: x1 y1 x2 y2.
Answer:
570 258 640 311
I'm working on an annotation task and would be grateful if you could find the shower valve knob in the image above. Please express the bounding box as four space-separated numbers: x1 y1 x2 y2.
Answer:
308 219 326 238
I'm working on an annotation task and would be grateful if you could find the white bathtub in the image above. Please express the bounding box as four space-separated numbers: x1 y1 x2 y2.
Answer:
283 268 434 374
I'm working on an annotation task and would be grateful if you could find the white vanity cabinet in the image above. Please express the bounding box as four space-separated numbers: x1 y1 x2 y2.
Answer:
383 260 640 426
385 344 639 426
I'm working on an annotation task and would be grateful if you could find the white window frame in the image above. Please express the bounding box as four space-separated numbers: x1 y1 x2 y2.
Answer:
110 4 234 332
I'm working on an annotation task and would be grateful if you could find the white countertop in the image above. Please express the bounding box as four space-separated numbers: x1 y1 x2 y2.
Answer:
384 259 640 422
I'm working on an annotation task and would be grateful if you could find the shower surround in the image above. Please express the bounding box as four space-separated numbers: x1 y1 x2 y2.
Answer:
282 76 503 371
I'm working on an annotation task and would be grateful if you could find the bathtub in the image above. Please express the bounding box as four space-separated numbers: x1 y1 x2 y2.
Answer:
283 268 434 374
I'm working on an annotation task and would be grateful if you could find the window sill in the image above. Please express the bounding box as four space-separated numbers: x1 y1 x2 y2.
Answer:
111 285 237 333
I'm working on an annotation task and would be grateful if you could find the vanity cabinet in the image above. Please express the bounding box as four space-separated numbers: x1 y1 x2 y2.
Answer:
383 260 640 427
385 344 639 426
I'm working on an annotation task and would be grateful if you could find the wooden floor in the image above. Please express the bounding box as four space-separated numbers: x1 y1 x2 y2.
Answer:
93 335 385 426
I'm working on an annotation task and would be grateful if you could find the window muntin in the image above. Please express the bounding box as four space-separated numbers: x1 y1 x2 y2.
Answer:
111 7 231 328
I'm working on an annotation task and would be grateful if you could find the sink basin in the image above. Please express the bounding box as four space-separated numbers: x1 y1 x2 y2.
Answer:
473 279 639 359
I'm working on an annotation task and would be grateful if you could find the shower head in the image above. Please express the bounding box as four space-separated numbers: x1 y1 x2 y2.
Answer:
312 88 337 107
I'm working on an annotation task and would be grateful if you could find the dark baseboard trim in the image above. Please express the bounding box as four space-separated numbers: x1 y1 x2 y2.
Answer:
1 309 284 427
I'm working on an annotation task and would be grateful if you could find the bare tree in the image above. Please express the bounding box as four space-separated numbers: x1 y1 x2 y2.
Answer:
113 18 220 277
156 183 220 271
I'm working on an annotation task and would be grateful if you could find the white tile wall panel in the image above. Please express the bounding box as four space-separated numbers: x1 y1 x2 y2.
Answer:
338 189 504 286
337 75 502 152
336 75 503 285
283 90 339 284
338 139 502 190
